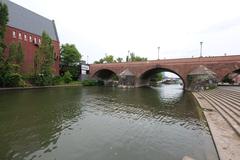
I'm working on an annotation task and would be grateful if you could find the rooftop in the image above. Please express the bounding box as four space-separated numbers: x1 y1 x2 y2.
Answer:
0 0 59 41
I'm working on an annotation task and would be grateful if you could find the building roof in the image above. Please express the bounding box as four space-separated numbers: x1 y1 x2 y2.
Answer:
188 65 216 76
0 0 59 41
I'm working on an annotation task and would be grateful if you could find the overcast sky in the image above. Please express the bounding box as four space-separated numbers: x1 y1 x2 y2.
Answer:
11 0 240 63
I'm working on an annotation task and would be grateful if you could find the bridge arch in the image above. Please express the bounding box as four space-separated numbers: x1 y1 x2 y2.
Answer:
137 67 185 88
221 68 240 84
92 69 118 80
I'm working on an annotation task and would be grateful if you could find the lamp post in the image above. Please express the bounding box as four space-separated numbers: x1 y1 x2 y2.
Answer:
200 42 203 57
157 46 160 60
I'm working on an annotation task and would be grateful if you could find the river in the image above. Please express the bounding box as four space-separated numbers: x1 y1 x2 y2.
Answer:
0 84 218 160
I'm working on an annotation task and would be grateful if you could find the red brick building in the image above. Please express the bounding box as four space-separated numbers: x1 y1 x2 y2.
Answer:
1 0 60 74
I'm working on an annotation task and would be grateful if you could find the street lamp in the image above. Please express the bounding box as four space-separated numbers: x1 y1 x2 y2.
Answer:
157 46 160 60
200 42 203 57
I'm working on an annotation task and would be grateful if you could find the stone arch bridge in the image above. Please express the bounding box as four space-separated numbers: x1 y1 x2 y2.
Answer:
89 55 240 89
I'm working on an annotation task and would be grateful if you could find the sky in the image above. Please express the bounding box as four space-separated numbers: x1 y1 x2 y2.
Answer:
10 0 240 64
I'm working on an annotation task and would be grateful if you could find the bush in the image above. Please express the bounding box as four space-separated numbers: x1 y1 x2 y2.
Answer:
5 73 24 87
33 74 53 86
63 71 72 83
52 76 63 85
82 80 97 86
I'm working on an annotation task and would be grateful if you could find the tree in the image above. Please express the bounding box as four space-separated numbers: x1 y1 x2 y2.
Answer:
116 57 123 63
94 55 116 64
61 43 81 66
0 2 8 62
104 55 115 63
34 31 54 76
8 42 24 65
60 43 81 80
129 53 147 62
33 32 54 86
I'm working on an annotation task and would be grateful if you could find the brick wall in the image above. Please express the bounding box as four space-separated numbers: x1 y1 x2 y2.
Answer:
3 26 60 75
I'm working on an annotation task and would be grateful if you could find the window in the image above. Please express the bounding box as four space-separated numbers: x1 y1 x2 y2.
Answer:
18 33 22 39
12 31 16 38
29 36 32 42
24 34 27 41
34 37 37 44
38 38 41 44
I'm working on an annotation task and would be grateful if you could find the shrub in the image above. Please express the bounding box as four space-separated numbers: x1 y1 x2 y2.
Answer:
82 80 97 86
52 76 63 85
33 74 53 86
63 71 72 83
5 73 24 87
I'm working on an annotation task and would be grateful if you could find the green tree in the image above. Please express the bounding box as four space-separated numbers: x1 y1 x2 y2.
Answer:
34 31 54 75
116 57 123 63
60 43 81 80
94 55 116 64
34 32 54 86
104 55 115 63
8 42 24 65
0 2 8 61
129 53 147 62
61 43 81 66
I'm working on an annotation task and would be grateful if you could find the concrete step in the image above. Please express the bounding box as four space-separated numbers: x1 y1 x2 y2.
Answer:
219 87 240 93
209 89 240 101
203 92 240 117
198 92 240 136
213 87 240 94
201 93 240 125
205 91 240 111
207 90 240 105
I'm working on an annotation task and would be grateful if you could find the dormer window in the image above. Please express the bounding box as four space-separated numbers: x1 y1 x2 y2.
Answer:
18 32 22 39
24 34 27 41
12 31 16 38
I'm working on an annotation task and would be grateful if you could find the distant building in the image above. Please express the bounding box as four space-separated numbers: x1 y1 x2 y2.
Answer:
1 0 60 74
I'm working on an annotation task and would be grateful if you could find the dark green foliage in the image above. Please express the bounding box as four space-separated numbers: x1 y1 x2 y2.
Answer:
151 73 163 82
33 32 54 86
82 80 96 86
33 74 53 86
0 2 8 56
8 42 24 65
222 75 234 84
0 2 26 88
94 55 116 64
63 71 72 83
34 31 54 76
0 62 24 87
4 73 24 87
61 65 80 80
129 53 147 62
61 44 81 65
52 76 63 85
116 57 123 63
60 43 81 80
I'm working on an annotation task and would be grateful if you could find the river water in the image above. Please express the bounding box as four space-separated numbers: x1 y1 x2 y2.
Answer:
0 84 218 160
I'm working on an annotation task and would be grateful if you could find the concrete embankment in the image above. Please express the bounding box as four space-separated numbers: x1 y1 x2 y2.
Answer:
193 87 240 160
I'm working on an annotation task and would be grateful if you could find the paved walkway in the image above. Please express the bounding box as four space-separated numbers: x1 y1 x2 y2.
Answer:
193 87 240 160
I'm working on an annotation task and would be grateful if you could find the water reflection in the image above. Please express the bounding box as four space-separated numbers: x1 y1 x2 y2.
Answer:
0 85 218 160
0 88 83 160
